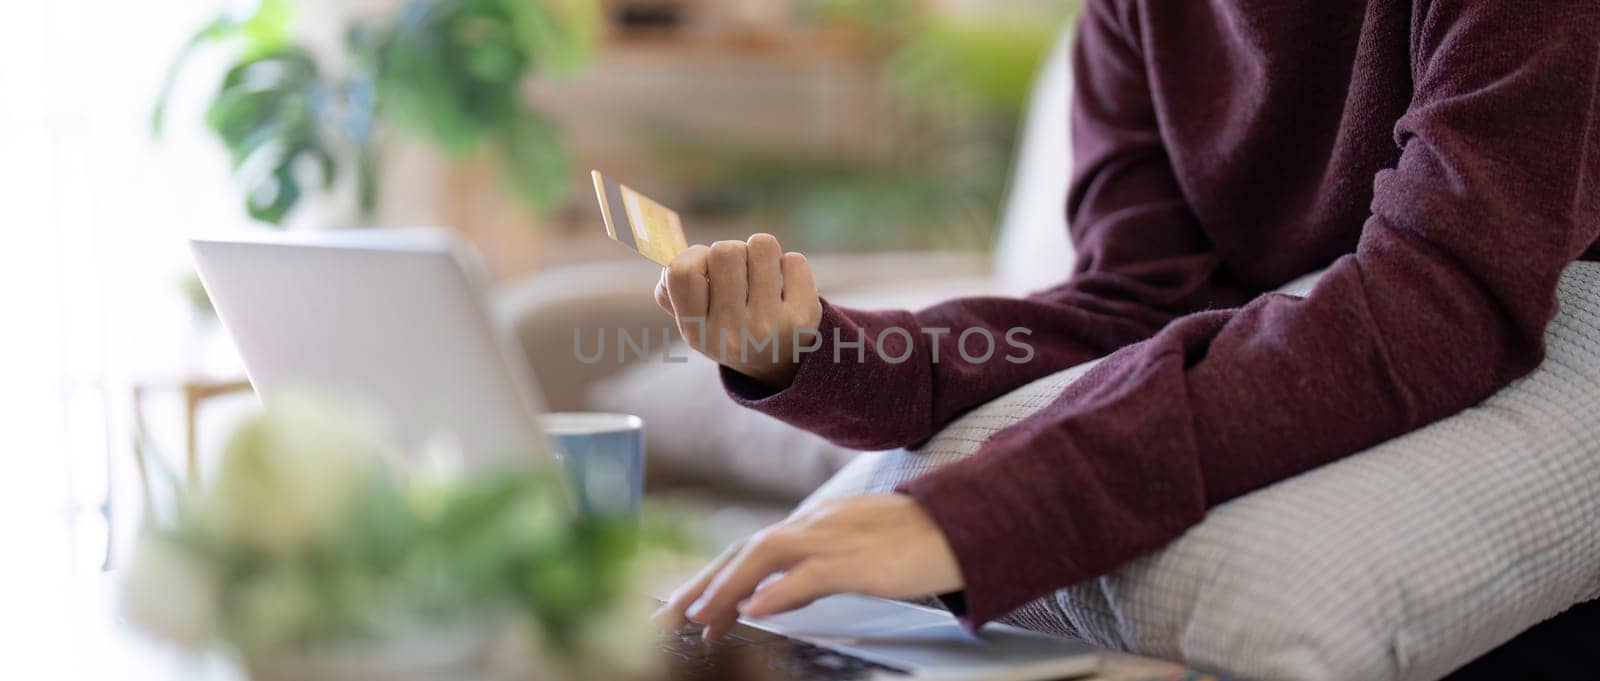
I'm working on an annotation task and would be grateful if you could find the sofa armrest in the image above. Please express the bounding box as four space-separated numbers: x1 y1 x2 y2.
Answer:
494 260 663 412
493 250 991 412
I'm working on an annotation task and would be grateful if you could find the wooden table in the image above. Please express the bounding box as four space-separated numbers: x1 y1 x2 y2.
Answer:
129 374 251 494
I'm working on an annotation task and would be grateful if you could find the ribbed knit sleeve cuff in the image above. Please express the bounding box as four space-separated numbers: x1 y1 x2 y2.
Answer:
720 299 843 410
721 297 937 452
894 438 1092 631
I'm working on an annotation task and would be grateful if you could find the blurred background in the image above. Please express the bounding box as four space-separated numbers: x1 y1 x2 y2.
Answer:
0 0 1076 590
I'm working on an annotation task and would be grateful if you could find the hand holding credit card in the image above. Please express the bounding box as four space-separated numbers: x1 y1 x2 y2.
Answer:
591 169 823 391
591 170 689 266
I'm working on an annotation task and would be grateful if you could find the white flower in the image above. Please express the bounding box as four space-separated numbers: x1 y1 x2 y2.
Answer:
119 533 220 649
567 555 670 680
227 565 323 654
207 390 389 553
574 594 660 679
413 429 467 486
504 597 659 681
492 614 559 680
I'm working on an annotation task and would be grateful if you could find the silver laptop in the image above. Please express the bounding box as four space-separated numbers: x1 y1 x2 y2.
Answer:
191 228 1100 681
191 227 549 463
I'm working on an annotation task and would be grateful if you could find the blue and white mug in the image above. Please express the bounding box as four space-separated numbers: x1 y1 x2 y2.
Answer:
541 412 645 519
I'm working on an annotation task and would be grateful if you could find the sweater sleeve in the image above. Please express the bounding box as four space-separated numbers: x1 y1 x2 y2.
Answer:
899 1 1600 627
721 3 1254 450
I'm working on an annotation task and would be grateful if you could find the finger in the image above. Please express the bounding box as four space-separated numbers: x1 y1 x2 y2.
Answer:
667 245 711 343
689 530 806 638
707 240 749 319
707 242 749 359
655 541 741 629
779 252 817 309
779 252 821 329
740 561 838 618
654 268 673 316
745 234 783 314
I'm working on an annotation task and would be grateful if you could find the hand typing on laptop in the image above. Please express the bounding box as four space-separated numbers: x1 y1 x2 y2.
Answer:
652 233 964 639
653 494 963 640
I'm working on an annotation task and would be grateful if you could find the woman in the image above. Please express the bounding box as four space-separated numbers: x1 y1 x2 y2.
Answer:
653 0 1600 674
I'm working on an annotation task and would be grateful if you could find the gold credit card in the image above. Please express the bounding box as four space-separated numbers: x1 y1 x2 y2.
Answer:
591 170 688 266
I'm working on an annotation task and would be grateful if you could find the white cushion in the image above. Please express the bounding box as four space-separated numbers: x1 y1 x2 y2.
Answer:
804 261 1600 681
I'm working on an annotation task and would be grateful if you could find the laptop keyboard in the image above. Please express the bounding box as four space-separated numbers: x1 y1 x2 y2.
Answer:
661 621 910 681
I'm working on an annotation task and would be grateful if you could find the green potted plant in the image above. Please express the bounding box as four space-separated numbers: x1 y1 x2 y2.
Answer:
120 391 679 680
153 0 599 226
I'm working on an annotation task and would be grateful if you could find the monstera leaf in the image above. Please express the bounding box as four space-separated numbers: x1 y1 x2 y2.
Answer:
151 0 296 137
155 0 598 226
496 112 569 213
368 0 589 210
372 0 528 154
205 47 337 224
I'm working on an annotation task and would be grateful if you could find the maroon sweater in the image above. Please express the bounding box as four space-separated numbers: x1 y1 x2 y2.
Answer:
724 0 1600 627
